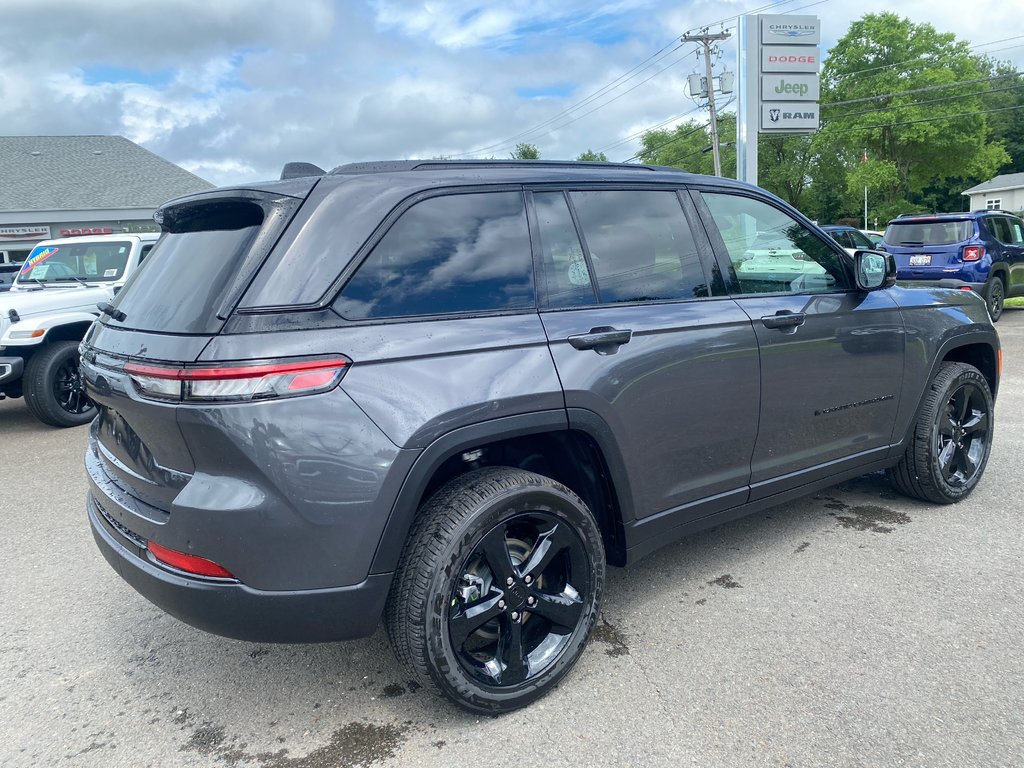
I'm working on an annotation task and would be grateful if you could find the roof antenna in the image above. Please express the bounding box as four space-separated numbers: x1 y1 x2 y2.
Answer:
280 162 326 180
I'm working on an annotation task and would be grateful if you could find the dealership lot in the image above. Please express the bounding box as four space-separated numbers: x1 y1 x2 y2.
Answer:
3 313 1023 768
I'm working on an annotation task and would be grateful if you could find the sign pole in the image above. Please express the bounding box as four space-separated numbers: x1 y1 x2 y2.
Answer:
736 15 758 185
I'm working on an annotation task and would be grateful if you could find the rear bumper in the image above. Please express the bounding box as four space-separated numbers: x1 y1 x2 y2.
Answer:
0 356 23 385
87 491 392 643
896 278 986 292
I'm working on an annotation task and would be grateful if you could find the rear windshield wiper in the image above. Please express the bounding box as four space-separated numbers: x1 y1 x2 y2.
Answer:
97 302 127 322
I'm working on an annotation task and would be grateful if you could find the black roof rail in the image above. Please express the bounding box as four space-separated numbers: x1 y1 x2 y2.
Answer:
972 209 1022 216
328 159 664 175
280 162 326 180
894 211 971 219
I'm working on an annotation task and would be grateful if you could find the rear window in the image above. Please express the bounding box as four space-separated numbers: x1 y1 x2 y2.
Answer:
884 220 973 246
109 201 264 333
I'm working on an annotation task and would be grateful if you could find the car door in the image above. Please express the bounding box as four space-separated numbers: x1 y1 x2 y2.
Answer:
531 187 760 522
692 188 905 499
993 216 1024 295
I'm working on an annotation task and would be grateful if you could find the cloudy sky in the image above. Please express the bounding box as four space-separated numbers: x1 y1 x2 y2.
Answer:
2 0 1021 186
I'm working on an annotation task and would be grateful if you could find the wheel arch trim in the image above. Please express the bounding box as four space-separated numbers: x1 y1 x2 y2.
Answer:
368 408 635 574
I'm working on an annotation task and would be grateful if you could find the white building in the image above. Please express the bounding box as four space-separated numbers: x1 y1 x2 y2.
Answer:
962 173 1024 214
0 135 212 261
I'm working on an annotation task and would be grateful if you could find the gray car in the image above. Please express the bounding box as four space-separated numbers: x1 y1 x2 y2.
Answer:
82 160 999 713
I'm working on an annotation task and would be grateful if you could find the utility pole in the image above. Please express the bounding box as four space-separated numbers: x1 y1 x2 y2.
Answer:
682 28 731 177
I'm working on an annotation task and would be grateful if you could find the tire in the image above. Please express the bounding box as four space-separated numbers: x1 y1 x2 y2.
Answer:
984 275 1005 323
23 340 96 427
887 362 993 504
385 466 605 714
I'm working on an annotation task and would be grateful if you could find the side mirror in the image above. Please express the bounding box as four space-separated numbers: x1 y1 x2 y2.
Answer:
854 250 896 291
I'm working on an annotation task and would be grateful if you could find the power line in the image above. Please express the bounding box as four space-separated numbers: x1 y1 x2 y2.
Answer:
456 0 835 158
828 36 1024 82
825 82 1024 121
822 73 1019 109
622 121 711 163
824 103 1024 135
452 42 686 157
596 107 704 153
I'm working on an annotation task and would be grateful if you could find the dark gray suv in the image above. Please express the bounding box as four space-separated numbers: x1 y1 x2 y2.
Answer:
83 161 999 713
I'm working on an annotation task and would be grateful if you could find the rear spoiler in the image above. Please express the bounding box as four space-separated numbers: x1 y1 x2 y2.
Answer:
280 162 326 180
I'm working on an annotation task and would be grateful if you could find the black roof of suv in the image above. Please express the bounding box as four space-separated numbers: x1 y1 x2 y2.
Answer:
82 160 999 713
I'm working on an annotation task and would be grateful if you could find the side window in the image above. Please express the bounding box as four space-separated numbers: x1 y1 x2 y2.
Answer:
533 191 597 308
568 190 711 303
1009 219 1024 244
701 193 852 294
848 229 875 249
335 192 534 319
139 244 155 264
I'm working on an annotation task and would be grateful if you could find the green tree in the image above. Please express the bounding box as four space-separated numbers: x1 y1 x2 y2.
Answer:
510 143 540 160
818 13 1008 216
576 149 608 161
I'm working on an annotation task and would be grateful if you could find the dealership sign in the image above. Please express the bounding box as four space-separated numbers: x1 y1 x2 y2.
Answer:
758 14 820 133
0 225 50 240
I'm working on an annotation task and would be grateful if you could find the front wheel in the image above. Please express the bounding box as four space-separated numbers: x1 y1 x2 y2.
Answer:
386 467 605 714
23 340 96 427
887 362 994 504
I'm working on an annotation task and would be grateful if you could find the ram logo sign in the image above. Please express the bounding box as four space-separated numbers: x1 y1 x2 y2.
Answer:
761 103 819 131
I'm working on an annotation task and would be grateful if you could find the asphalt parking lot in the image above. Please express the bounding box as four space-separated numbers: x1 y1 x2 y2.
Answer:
3 313 1023 768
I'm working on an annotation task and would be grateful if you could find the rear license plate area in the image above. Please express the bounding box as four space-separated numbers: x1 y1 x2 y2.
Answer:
909 254 931 266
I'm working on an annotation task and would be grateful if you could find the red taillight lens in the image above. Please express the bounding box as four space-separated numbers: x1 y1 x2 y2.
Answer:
147 540 234 578
124 357 349 402
963 245 984 262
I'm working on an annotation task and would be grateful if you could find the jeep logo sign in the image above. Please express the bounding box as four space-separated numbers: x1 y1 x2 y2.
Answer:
761 74 819 101
761 45 820 73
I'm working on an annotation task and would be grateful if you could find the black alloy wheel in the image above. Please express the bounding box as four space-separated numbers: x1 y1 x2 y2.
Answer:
935 380 989 489
887 362 994 504
53 354 91 416
24 340 97 427
386 467 605 713
986 277 1005 322
448 512 590 688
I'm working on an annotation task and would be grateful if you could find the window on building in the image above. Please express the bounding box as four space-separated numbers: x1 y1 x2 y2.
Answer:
986 198 1002 210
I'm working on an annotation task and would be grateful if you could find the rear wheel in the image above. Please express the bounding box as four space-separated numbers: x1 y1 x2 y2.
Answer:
23 340 96 427
386 467 605 714
984 275 1005 322
887 362 993 504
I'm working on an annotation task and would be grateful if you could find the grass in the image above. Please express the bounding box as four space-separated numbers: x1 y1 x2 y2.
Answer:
1005 297 1024 308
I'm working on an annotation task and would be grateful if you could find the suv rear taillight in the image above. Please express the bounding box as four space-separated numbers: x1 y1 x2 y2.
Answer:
962 245 985 262
124 357 349 402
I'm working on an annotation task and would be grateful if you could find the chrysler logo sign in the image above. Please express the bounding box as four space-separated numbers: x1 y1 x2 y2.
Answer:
767 25 815 37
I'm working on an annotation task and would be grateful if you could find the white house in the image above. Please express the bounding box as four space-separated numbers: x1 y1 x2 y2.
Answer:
962 172 1024 214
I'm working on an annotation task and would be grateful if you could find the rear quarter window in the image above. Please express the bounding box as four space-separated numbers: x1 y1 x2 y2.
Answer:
334 191 534 319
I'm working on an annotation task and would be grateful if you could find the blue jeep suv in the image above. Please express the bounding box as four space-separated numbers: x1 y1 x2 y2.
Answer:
879 211 1024 321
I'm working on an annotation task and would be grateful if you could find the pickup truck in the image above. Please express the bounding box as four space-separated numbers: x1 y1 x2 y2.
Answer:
0 232 159 426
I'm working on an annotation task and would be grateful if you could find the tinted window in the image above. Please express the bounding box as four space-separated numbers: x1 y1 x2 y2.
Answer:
884 220 973 246
702 193 851 294
335 192 534 319
847 229 875 249
569 190 710 303
1009 219 1024 245
533 191 597 307
110 201 263 333
989 217 1021 245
